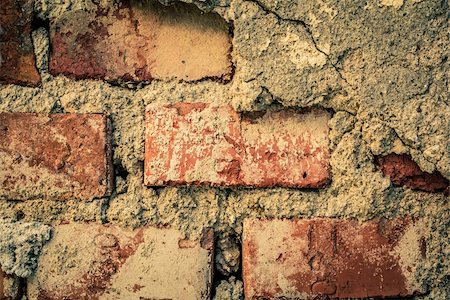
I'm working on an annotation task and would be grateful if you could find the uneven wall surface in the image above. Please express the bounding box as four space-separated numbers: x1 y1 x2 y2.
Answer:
0 0 449 299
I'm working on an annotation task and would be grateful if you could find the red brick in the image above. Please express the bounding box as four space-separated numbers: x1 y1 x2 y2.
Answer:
49 1 232 82
0 113 113 201
243 218 426 299
28 223 214 299
0 0 40 86
377 154 449 193
145 103 330 188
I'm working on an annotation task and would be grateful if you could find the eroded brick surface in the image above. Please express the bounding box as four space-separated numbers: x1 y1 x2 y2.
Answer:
27 223 213 300
0 0 40 86
145 103 330 188
243 218 426 299
0 113 113 201
50 0 232 82
377 154 449 193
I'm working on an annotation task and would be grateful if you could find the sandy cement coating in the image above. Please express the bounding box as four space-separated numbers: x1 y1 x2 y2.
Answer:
0 0 449 299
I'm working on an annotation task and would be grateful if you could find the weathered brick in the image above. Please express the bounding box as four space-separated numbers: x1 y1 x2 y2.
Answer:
243 218 426 299
145 103 330 188
49 1 232 82
0 0 40 86
28 223 214 300
377 154 449 193
0 113 113 201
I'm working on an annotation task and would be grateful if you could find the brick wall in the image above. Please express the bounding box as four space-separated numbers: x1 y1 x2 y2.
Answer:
0 0 449 299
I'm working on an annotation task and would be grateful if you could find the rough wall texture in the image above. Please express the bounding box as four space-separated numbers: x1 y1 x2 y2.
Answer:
0 0 449 299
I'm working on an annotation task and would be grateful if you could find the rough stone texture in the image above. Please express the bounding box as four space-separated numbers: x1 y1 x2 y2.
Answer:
0 0 40 86
213 276 244 300
230 0 342 110
243 218 427 299
0 113 113 201
0 221 52 278
145 103 330 187
49 0 232 83
28 223 214 300
377 153 449 193
215 229 240 276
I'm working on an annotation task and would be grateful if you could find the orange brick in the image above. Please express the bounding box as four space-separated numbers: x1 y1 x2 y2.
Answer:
0 0 40 86
243 218 426 299
0 113 113 200
145 103 330 188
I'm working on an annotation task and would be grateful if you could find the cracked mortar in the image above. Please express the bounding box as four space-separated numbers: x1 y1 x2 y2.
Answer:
0 0 449 299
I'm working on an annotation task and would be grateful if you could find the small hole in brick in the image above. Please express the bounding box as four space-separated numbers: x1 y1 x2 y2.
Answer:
303 172 307 179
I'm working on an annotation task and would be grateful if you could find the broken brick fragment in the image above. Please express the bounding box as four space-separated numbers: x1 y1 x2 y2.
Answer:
243 218 426 299
377 154 449 193
0 0 40 86
145 103 331 188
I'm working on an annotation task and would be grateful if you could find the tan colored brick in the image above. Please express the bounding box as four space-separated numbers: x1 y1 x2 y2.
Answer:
145 103 330 188
28 223 214 300
243 218 426 299
49 0 232 82
0 0 40 86
0 113 113 201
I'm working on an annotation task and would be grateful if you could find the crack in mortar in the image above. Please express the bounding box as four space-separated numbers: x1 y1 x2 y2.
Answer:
249 0 355 91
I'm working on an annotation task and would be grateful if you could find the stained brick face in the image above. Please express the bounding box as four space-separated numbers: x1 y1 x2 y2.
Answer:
49 0 232 82
145 103 330 188
377 153 449 193
243 218 426 299
28 223 214 300
0 113 113 201
0 0 40 86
